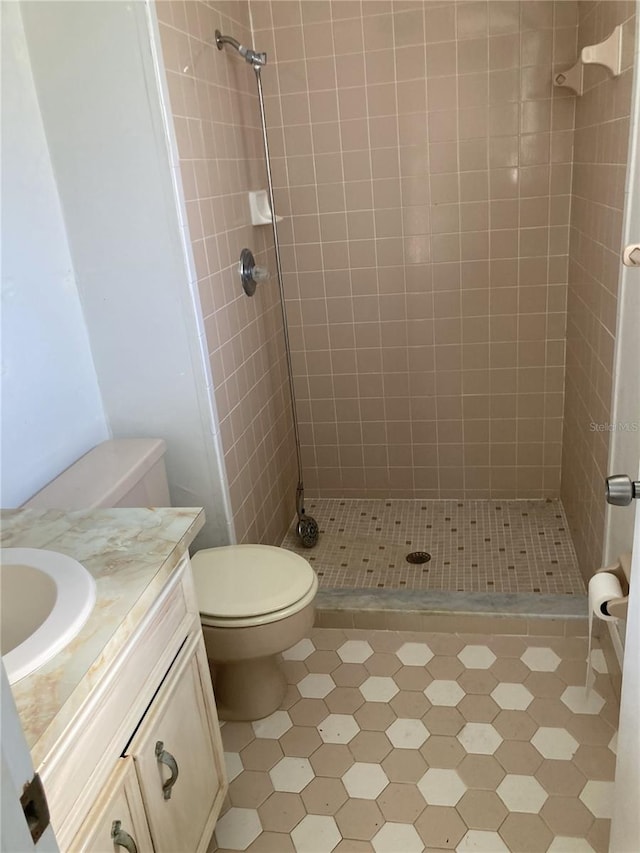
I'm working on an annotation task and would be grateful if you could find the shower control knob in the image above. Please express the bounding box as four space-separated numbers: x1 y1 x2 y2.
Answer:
239 248 270 297
606 474 640 506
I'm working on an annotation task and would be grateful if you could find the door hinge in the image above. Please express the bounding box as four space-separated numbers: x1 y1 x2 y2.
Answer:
20 772 50 844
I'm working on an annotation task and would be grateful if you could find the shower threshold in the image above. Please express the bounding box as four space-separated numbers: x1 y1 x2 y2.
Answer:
282 498 587 631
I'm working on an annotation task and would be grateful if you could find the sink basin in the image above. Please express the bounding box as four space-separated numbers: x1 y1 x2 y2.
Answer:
1 548 96 684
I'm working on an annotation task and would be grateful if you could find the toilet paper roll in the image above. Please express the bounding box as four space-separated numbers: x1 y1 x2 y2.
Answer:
589 571 624 622
586 571 624 693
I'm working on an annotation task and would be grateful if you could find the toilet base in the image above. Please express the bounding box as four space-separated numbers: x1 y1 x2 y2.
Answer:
212 655 286 721
201 601 315 721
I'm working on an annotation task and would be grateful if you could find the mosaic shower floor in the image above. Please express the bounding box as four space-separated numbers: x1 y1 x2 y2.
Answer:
283 499 585 596
211 627 617 853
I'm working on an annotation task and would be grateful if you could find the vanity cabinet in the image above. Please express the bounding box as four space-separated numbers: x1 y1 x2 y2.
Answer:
126 633 222 853
43 554 227 852
70 758 152 853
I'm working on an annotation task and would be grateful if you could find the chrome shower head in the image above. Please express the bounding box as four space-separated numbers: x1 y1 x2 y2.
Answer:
215 30 267 69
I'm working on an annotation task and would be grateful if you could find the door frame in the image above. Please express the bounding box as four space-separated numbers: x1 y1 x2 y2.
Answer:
608 4 640 848
1 664 59 852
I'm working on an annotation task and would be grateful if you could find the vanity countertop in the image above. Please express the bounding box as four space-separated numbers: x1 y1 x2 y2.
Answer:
0 507 204 769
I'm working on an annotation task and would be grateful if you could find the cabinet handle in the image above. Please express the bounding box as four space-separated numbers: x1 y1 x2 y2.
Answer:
111 820 138 853
155 741 179 800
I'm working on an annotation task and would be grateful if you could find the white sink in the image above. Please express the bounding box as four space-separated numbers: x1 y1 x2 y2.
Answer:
1 548 96 684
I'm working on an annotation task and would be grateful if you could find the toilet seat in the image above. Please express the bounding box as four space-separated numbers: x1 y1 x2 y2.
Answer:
191 544 318 628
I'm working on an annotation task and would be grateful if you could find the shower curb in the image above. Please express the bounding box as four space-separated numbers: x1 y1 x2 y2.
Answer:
315 589 589 637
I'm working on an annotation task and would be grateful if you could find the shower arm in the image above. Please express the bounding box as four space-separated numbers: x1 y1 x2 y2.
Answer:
215 30 266 69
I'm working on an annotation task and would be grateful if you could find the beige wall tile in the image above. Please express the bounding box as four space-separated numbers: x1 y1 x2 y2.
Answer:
561 0 636 581
163 0 634 517
158 1 298 544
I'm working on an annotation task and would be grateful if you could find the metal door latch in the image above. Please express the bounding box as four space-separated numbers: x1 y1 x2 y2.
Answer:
606 474 640 506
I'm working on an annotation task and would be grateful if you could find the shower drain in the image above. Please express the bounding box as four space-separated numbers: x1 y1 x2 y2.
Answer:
406 551 431 564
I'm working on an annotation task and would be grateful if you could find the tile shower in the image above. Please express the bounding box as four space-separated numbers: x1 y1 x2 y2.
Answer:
283 498 584 594
156 1 636 594
259 0 574 501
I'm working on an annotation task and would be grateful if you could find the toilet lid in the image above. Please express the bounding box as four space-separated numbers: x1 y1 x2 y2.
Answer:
191 545 316 619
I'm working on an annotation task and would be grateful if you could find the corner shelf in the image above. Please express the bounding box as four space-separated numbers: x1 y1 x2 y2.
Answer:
554 24 623 96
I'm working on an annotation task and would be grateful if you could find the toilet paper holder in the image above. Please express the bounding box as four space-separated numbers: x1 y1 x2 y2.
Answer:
594 552 631 620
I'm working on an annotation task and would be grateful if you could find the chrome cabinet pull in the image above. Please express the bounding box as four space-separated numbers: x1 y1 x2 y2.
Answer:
155 741 179 800
111 820 138 853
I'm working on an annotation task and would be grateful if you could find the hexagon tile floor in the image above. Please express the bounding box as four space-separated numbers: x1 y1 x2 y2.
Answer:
209 628 618 853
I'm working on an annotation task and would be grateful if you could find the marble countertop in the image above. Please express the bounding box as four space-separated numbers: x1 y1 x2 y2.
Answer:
1 507 204 769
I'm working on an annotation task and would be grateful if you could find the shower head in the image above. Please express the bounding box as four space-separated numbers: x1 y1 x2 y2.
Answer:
215 30 267 69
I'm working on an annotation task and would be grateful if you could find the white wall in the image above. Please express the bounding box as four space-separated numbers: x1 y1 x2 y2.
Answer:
0 3 108 506
19 0 233 548
603 9 640 666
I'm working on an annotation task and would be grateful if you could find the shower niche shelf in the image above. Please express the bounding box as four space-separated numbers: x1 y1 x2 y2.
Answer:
554 24 623 95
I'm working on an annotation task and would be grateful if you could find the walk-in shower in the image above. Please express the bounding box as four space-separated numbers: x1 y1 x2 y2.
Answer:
210 19 587 602
216 29 319 549
162 0 638 618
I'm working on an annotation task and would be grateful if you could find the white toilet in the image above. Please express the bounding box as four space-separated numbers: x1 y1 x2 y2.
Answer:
24 438 318 720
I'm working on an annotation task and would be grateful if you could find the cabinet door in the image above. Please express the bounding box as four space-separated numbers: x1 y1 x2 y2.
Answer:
126 632 225 853
69 757 153 853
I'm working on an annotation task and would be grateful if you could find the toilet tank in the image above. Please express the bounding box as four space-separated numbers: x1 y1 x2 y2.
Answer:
24 439 171 509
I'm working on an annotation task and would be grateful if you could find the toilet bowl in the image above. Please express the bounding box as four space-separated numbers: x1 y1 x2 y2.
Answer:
24 439 318 722
192 545 318 721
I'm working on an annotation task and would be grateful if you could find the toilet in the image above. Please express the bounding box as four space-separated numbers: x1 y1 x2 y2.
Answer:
24 438 318 721
192 545 316 720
